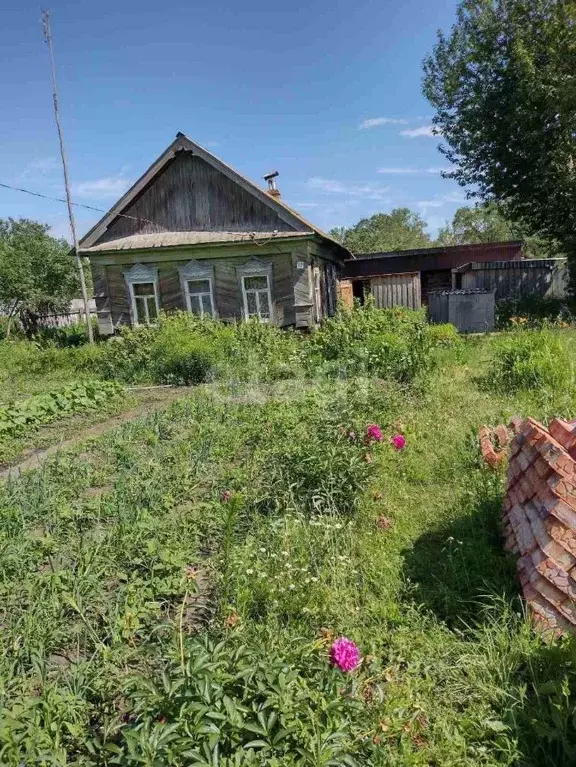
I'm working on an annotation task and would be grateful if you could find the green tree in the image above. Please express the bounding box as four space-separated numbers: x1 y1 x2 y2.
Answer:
437 202 516 245
423 0 576 282
437 203 562 258
330 208 431 254
0 218 79 337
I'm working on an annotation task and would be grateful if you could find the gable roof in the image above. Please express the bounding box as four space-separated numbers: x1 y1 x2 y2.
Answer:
79 132 349 257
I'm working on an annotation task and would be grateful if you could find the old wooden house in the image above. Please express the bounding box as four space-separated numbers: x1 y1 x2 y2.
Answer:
79 133 350 334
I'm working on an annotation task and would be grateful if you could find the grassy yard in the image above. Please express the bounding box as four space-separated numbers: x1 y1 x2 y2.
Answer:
1 318 576 766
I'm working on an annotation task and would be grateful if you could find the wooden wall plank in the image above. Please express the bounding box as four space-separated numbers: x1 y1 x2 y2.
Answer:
106 265 132 326
461 262 569 301
104 251 297 328
158 266 184 313
369 272 421 310
91 263 114 335
97 152 300 246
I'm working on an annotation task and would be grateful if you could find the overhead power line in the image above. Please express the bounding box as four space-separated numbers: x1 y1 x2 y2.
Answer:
0 180 159 227
0 179 285 247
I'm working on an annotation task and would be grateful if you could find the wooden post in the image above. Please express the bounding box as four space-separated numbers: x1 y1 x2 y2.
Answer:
42 10 94 343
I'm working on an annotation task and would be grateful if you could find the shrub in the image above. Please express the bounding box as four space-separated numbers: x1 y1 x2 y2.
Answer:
428 322 460 348
35 319 99 348
152 332 217 385
88 324 161 383
225 318 302 382
484 327 574 395
307 302 434 384
0 339 74 377
90 313 302 386
496 296 576 330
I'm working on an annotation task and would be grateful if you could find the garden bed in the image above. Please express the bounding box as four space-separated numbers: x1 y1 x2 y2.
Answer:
1 318 576 765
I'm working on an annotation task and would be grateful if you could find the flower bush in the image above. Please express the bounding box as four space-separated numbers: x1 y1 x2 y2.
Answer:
330 636 361 672
366 424 383 442
118 636 376 765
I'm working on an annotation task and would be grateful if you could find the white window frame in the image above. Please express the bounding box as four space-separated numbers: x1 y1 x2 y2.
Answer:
238 258 273 323
178 260 216 318
124 263 160 325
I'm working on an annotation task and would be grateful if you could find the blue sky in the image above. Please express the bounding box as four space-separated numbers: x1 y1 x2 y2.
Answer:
0 0 466 241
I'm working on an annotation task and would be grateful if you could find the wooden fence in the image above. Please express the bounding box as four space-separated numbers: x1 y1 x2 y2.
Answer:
34 310 96 328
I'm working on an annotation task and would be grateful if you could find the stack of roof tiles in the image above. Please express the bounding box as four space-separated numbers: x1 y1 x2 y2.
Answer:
503 417 576 634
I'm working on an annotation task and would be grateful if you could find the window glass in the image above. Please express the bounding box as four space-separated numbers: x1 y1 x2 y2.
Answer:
187 279 211 295
186 278 213 317
259 291 270 316
246 291 258 315
244 275 268 291
189 294 202 316
132 281 158 324
201 294 213 314
146 297 158 321
133 282 155 297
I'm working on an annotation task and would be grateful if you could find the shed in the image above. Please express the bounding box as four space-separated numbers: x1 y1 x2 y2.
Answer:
343 241 523 305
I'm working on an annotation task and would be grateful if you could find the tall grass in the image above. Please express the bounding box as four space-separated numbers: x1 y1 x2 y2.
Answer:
2 320 576 763
0 341 575 763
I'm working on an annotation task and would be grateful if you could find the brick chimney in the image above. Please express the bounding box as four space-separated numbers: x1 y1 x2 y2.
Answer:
263 170 281 199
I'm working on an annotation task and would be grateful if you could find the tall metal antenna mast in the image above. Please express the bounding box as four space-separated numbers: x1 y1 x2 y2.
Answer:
41 9 94 343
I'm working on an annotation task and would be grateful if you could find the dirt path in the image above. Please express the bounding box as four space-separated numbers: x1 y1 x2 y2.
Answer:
0 387 193 482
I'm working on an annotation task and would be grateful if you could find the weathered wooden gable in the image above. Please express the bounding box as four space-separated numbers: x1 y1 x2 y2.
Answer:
93 150 305 247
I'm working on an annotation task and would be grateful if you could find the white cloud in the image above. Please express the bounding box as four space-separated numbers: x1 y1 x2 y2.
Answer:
293 202 320 209
307 177 390 201
400 125 435 138
359 117 408 129
21 157 59 178
376 168 419 175
377 166 450 175
72 175 131 199
417 193 466 211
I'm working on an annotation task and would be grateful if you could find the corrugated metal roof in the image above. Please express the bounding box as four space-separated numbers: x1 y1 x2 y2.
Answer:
344 241 524 279
81 230 312 253
350 241 523 261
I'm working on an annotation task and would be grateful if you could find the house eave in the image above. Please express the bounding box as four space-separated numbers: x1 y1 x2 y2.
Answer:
81 233 317 260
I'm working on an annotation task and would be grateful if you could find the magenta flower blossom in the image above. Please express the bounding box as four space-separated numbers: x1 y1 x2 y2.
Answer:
366 424 384 442
330 636 360 672
391 434 406 450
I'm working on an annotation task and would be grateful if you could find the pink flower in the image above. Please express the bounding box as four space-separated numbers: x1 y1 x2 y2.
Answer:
220 490 233 503
330 636 360 672
366 424 383 442
391 434 406 451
